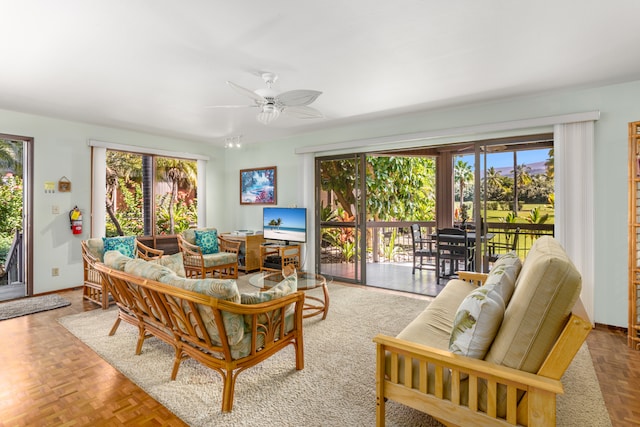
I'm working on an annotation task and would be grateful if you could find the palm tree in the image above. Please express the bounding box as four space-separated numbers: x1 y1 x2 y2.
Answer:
454 160 473 216
156 158 198 234
545 148 554 179
105 166 124 236
0 140 22 176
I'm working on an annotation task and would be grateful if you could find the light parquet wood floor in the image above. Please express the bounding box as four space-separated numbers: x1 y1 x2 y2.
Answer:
0 288 639 426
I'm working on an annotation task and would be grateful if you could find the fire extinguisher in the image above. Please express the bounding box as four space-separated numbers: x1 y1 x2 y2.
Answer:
69 206 82 235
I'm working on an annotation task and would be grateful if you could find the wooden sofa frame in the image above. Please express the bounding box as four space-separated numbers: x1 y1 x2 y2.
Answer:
81 239 164 309
94 262 305 412
177 234 241 279
373 271 592 427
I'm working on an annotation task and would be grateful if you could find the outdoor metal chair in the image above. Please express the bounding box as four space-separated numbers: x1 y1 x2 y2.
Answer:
435 227 474 283
410 224 435 274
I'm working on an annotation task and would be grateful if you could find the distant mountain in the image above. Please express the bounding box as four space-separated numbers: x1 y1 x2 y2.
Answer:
491 161 547 177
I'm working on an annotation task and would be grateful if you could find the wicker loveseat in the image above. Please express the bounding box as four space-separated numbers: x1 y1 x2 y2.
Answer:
374 236 592 426
94 250 305 413
81 236 164 308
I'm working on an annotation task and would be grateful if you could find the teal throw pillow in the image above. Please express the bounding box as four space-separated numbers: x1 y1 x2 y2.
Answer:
195 229 219 254
103 236 136 258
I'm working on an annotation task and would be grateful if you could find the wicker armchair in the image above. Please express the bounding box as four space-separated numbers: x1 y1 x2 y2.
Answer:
81 238 163 308
177 228 241 279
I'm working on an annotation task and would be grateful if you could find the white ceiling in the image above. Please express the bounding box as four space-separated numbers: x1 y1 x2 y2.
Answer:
2 1 640 147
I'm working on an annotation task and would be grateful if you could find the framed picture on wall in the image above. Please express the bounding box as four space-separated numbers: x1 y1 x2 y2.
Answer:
240 166 277 205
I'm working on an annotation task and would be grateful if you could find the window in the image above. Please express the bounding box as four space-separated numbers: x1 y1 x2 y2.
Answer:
104 150 199 237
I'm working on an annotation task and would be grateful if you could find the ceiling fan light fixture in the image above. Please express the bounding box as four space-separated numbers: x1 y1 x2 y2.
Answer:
257 104 280 125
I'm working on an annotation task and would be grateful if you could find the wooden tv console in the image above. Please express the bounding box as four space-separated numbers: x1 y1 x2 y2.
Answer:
220 233 266 273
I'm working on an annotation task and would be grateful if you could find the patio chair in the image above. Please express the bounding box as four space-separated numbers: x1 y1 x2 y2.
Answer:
488 226 520 263
435 227 474 283
410 224 435 274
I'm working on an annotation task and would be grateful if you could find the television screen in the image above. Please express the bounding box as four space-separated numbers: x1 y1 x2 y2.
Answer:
263 207 307 244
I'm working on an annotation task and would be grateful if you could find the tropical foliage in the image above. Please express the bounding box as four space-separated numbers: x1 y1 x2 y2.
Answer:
105 151 197 237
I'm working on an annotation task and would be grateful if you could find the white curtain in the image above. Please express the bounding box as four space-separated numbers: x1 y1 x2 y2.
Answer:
554 121 595 323
91 146 107 238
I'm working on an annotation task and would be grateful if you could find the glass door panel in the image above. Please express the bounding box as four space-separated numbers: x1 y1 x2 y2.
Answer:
316 154 365 283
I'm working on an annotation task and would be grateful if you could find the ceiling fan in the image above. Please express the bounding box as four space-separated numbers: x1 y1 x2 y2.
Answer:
209 72 323 125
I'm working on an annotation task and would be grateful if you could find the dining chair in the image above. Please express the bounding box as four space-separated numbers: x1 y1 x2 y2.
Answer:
410 224 435 274
435 227 474 283
488 227 520 263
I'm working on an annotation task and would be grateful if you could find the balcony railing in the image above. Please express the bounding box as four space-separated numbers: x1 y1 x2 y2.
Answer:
1 230 23 286
320 221 554 266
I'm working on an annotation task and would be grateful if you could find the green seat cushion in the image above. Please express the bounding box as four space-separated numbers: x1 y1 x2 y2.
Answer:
202 252 237 267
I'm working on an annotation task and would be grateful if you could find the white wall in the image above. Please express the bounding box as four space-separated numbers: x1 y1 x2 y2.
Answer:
1 78 638 327
0 109 223 294
225 80 640 328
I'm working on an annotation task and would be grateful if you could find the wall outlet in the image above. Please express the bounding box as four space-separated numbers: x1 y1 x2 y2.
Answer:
52 205 60 214
51 268 59 276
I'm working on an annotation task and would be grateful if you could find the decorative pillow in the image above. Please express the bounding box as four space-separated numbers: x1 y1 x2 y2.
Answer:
103 250 132 271
240 274 298 337
241 274 298 304
124 258 176 282
159 275 243 346
483 251 522 306
449 286 505 359
150 252 186 278
103 236 136 258
195 229 219 254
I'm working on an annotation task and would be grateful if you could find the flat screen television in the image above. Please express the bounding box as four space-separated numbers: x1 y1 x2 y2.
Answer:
263 207 307 245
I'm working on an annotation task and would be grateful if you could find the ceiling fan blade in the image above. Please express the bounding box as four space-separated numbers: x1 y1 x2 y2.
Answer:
277 90 322 107
283 105 324 119
205 104 256 109
227 81 266 103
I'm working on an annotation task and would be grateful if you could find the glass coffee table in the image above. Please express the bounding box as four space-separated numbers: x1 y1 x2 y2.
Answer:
249 270 330 320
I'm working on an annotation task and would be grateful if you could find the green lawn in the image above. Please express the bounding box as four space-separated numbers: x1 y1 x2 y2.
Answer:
468 203 554 224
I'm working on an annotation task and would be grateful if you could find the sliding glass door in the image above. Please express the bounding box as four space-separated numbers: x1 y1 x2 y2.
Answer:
0 135 32 300
315 154 366 283
455 135 555 270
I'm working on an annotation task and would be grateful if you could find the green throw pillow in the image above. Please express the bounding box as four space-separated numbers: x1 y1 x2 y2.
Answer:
102 236 136 258
195 229 219 254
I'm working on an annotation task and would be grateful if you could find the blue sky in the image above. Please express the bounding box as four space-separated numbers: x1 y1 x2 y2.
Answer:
458 148 550 169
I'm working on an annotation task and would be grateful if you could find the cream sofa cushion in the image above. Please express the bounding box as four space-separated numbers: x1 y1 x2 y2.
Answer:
396 279 477 350
483 251 521 306
103 250 131 271
150 252 187 278
485 236 582 373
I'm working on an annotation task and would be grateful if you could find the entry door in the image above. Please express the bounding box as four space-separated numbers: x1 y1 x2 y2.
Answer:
315 154 366 283
0 135 32 300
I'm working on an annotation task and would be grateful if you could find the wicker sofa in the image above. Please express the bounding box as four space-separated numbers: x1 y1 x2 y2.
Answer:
94 250 305 413
373 236 592 426
81 236 164 308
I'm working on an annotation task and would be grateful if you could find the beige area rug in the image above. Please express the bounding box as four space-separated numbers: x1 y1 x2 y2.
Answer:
59 284 611 427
